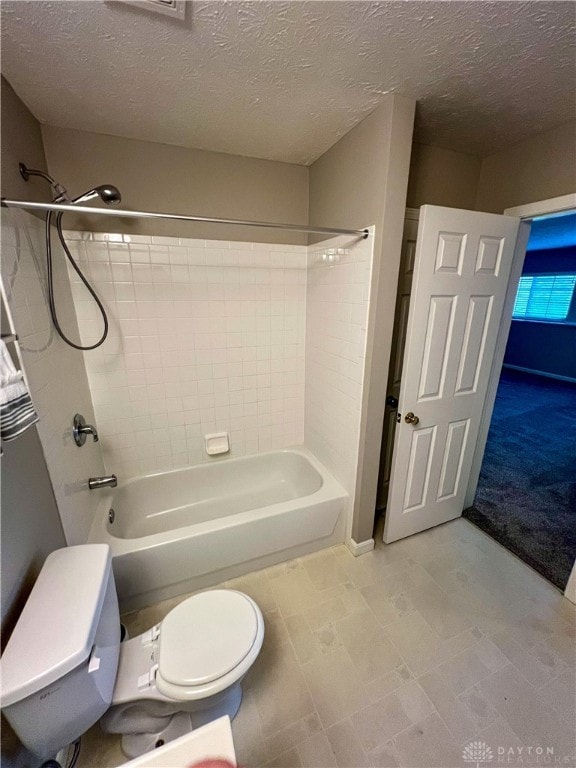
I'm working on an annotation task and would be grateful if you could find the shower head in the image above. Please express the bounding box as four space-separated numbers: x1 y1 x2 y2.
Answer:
72 185 122 206
18 164 121 207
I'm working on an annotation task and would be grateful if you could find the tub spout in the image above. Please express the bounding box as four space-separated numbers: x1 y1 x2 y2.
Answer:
88 475 117 490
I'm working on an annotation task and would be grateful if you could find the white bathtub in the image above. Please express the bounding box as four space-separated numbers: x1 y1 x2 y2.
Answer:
88 448 348 611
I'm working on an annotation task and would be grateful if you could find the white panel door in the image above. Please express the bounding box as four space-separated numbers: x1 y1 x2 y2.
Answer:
384 205 520 543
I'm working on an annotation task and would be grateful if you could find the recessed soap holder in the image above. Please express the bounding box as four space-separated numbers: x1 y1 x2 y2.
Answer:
204 432 230 456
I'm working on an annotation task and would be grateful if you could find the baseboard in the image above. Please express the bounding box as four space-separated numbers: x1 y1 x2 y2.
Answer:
503 364 576 384
346 537 375 557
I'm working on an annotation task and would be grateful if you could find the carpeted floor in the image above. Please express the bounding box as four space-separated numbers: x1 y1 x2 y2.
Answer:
464 368 576 590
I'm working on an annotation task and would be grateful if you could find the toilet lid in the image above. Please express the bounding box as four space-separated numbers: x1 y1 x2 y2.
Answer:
158 590 260 687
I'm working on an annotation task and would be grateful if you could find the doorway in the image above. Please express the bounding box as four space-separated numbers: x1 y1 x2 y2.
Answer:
377 195 576 598
463 210 576 589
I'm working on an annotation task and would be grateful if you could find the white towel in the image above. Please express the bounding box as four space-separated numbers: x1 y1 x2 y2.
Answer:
0 339 39 442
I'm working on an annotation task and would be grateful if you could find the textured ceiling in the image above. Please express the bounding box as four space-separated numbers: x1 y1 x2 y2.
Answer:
1 1 574 164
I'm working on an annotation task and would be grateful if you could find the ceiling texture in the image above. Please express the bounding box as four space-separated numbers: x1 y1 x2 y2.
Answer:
1 1 574 165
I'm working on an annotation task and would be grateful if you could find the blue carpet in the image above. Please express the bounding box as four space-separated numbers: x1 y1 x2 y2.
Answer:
464 368 576 590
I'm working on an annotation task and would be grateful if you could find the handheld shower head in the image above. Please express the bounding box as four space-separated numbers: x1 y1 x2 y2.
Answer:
72 185 122 206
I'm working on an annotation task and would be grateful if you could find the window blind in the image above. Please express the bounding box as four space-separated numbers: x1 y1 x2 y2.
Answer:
513 275 576 321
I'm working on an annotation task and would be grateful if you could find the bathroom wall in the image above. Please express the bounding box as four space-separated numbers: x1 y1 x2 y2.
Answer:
305 233 374 529
475 121 576 213
41 125 309 245
309 94 416 544
67 231 306 478
406 143 482 210
1 210 106 545
0 77 66 647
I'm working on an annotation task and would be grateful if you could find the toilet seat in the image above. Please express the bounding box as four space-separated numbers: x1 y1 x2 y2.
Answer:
155 590 264 701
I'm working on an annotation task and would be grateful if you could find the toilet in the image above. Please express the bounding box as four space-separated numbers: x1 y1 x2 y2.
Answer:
0 545 264 760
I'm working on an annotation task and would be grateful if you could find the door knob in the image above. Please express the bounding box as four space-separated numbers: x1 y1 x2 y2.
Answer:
404 412 420 425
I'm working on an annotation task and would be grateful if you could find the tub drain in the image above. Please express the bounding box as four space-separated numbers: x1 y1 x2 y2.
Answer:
108 508 115 523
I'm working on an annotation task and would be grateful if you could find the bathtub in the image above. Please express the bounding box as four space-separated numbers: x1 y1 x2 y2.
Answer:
88 448 348 611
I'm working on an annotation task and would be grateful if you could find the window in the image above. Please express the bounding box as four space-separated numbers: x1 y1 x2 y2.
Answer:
512 274 576 321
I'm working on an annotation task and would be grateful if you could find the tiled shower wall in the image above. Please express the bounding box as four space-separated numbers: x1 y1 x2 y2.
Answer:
305 234 373 514
66 232 307 478
1 210 105 544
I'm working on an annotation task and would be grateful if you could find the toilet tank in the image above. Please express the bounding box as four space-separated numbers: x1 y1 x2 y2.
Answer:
0 545 121 759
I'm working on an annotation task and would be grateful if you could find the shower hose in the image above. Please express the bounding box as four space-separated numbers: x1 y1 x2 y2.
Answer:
45 211 109 350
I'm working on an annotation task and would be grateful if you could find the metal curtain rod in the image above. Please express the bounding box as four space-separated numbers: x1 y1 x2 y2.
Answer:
0 199 370 240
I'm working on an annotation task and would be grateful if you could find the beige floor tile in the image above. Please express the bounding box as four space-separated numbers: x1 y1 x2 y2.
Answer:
296 731 338 768
538 673 576 728
490 631 567 687
392 712 462 768
479 663 576 758
266 558 306 581
419 537 487 587
302 647 370 728
262 608 292 648
504 601 566 649
75 723 125 768
350 688 419 752
360 583 415 627
266 747 303 768
392 680 435 724
325 718 370 768
225 568 278 612
538 627 576 670
121 591 190 637
230 689 268 768
368 740 401 768
268 568 322 619
364 665 414 705
334 609 403 683
475 715 524 752
263 713 323 762
456 684 499 732
337 543 412 590
285 613 323 665
300 547 350 591
303 594 351 631
252 642 316 738
372 563 430 601
404 578 473 639
418 669 479 743
384 610 478 677
244 610 291 695
337 581 373 615
432 640 507 696
76 518 575 768
314 622 343 655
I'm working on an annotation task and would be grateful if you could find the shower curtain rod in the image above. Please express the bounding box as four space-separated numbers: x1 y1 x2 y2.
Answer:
1 199 370 240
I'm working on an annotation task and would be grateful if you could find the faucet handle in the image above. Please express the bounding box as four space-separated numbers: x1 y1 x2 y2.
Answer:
73 413 99 446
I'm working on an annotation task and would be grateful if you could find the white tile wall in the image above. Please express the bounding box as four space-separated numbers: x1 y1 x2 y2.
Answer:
304 233 374 528
1 210 106 544
66 231 307 478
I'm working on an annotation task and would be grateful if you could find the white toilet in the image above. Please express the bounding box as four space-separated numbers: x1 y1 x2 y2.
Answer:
1 545 264 760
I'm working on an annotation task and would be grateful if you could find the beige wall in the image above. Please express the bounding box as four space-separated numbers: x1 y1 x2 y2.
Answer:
1 76 66 765
41 125 310 244
1 76 51 210
476 121 576 213
309 95 416 544
0 77 65 640
407 143 481 210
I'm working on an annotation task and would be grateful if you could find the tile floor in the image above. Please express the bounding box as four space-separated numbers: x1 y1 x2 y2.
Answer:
77 518 575 768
